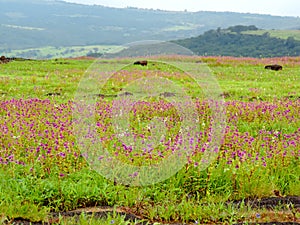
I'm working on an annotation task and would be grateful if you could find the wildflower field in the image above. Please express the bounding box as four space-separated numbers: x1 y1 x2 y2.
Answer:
0 56 299 224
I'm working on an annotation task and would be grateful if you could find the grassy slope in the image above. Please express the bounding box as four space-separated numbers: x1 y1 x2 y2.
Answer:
1 45 120 59
242 29 300 40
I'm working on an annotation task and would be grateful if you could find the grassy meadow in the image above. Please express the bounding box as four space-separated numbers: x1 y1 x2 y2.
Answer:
242 30 300 41
0 56 299 224
1 45 120 59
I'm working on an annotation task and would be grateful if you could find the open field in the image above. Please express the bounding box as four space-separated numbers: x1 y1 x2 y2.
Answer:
1 45 120 59
1 56 300 101
242 30 300 41
0 56 299 224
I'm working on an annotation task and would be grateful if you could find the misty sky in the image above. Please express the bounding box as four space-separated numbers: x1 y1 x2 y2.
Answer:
63 0 300 17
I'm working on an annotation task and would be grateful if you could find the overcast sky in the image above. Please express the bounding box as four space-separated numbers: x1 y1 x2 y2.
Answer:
63 0 300 17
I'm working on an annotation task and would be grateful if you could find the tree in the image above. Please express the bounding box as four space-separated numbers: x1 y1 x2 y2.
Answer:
286 37 296 49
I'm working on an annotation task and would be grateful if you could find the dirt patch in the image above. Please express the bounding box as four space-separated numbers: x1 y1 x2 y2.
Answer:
51 206 143 222
4 196 300 225
235 223 299 225
231 196 300 209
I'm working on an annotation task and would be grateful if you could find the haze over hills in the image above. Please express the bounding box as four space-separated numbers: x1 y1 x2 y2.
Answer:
1 0 300 53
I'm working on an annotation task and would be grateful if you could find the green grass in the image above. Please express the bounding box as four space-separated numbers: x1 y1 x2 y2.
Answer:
212 64 300 100
162 23 199 32
0 58 92 100
242 29 300 41
0 56 299 224
1 161 299 223
1 45 121 59
1 57 299 102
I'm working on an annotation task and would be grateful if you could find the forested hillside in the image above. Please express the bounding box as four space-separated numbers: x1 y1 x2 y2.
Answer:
1 0 300 52
174 25 300 57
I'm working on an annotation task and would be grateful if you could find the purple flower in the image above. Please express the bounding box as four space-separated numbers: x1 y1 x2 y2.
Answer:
129 172 139 178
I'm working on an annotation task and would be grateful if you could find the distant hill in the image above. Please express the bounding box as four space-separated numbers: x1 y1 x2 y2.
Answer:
174 25 300 57
1 0 300 53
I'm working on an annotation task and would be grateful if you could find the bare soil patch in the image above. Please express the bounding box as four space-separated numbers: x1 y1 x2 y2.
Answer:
4 196 300 224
